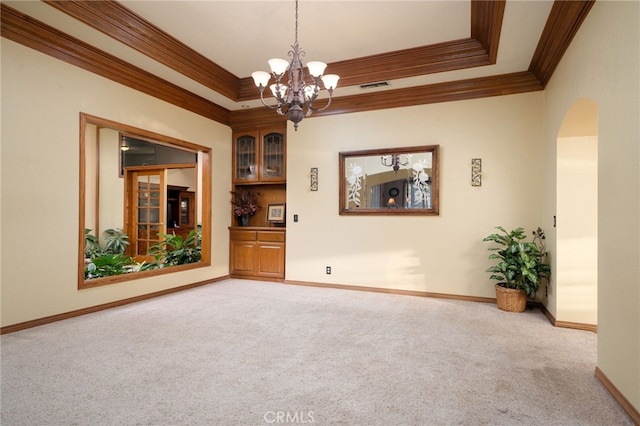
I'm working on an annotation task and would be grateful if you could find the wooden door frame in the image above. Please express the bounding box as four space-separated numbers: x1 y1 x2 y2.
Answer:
124 167 167 262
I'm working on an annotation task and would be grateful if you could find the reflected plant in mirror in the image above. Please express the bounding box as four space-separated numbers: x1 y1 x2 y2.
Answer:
339 145 439 215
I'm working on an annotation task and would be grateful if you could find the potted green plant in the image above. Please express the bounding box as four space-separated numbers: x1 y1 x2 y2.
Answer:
230 189 260 226
483 226 551 312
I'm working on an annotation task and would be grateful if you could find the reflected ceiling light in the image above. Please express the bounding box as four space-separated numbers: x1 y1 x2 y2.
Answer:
120 136 130 151
251 0 339 131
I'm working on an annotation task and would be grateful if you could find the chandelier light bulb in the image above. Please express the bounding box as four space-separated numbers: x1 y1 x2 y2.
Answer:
268 58 290 76
321 74 340 90
306 61 327 78
251 71 271 88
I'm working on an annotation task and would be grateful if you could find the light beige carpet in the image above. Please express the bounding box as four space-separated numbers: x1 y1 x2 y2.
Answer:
1 279 633 425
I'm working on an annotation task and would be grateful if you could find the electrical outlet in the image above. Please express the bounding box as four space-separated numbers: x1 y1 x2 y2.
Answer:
326 266 331 274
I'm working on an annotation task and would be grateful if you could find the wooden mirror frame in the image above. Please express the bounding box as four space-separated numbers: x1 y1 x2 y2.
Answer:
78 113 212 289
339 145 439 216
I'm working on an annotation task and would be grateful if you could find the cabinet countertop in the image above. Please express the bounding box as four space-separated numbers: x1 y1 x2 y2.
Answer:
228 226 286 232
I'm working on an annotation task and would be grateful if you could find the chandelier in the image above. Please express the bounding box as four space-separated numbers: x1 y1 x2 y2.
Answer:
251 0 339 131
381 154 411 173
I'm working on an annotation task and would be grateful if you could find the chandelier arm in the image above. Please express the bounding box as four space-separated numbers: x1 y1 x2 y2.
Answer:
257 86 286 117
273 80 287 105
307 89 335 113
306 80 321 100
257 87 277 110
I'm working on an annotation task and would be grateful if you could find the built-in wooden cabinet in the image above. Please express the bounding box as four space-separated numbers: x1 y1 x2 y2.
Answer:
230 228 285 280
167 186 195 240
233 127 286 183
230 126 286 281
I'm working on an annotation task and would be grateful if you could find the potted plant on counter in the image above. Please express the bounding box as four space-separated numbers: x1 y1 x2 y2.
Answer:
483 226 551 312
230 188 260 226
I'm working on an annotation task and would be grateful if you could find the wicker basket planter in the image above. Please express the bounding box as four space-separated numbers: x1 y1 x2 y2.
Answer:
495 284 527 312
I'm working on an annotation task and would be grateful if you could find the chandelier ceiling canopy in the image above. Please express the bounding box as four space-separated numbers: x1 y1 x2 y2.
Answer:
251 0 339 131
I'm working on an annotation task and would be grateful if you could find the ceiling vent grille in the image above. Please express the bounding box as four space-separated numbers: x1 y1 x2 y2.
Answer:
359 81 390 89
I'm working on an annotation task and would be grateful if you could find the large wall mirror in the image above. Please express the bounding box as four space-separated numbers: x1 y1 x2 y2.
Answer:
79 113 211 289
339 145 439 215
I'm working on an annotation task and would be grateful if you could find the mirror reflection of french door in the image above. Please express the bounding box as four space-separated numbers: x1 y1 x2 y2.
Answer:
125 168 167 262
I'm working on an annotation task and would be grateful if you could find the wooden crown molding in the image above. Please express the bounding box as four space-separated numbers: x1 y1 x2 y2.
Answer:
45 0 505 104
44 0 240 100
0 3 230 125
529 0 596 87
2 1 592 129
471 0 506 64
230 71 543 129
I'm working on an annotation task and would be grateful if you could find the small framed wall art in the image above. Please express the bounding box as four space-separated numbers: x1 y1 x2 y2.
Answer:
471 158 482 187
266 203 286 223
310 167 318 191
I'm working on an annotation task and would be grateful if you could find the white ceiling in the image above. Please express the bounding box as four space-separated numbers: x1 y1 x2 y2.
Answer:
6 0 555 111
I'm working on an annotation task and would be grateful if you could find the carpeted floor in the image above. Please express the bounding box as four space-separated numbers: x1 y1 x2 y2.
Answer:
1 279 633 425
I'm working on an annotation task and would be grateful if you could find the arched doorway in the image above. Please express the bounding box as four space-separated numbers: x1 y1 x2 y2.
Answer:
556 98 598 326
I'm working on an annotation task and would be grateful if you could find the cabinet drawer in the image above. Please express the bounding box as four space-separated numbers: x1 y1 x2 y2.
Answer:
230 230 257 241
257 231 285 242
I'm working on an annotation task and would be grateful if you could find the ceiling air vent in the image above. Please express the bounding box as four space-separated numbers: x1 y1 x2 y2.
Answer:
359 81 390 89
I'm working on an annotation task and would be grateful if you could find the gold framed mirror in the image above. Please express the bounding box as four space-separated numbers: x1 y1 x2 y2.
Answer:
339 145 439 215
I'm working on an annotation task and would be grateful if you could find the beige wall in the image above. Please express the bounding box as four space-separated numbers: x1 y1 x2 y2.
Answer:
1 39 232 327
97 127 125 235
542 0 639 412
286 92 545 298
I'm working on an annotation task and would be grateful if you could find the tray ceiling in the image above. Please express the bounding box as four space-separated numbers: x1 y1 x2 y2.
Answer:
2 1 593 126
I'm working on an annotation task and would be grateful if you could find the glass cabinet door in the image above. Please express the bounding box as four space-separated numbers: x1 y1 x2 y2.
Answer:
261 132 285 181
234 134 257 181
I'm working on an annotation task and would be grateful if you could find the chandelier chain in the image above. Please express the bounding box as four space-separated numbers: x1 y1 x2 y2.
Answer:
294 0 299 45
